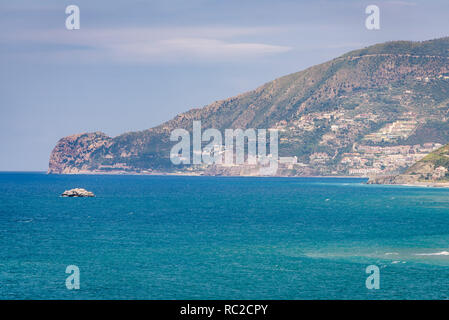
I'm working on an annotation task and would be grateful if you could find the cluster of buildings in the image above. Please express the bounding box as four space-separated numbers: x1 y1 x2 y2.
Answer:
270 109 442 176
340 143 443 176
363 119 418 143
170 106 446 177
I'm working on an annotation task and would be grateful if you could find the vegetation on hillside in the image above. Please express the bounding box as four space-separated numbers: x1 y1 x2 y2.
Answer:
49 37 449 175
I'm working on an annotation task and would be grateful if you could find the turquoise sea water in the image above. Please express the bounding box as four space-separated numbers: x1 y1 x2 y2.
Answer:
1 172 449 299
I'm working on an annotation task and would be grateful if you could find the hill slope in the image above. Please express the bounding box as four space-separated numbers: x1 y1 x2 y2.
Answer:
368 143 449 185
49 37 449 176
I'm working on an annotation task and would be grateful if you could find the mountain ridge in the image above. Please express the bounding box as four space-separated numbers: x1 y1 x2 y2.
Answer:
49 37 449 176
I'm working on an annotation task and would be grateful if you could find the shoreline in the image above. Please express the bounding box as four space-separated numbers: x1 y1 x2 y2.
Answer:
43 171 449 188
3 171 449 188
46 170 364 179
383 182 449 188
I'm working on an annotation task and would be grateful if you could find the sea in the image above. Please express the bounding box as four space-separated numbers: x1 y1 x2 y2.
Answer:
1 172 449 299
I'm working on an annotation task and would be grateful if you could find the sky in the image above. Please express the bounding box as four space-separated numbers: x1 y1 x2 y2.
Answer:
0 0 448 171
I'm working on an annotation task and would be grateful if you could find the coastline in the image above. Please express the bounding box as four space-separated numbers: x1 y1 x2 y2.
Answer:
46 169 363 179
44 170 449 188
367 174 449 188
384 182 449 188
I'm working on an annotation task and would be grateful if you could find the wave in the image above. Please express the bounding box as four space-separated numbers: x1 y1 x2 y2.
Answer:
415 251 449 256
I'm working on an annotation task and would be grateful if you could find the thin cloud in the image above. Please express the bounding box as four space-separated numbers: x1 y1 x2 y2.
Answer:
111 38 291 62
1 26 292 64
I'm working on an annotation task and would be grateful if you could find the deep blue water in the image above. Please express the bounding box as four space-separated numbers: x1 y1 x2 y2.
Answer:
1 172 449 299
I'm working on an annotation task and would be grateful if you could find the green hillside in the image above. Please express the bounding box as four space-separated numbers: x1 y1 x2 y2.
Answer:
406 143 449 182
49 37 449 176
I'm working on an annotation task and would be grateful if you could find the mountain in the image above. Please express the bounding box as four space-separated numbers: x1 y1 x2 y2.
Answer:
368 142 449 185
49 37 449 176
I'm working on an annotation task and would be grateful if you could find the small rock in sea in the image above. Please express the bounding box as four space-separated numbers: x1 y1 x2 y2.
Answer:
61 188 95 197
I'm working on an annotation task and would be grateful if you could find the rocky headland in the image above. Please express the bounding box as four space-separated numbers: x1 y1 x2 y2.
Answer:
48 37 449 178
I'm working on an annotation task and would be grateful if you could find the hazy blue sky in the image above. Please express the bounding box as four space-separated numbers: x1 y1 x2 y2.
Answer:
1 0 448 170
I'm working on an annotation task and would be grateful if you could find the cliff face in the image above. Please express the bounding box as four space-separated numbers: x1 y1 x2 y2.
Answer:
48 132 112 174
49 37 449 175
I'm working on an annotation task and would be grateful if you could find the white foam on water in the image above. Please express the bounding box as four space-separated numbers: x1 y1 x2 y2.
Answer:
16 219 33 223
415 251 449 256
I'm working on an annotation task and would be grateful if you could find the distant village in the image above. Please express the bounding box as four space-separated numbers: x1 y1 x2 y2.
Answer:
178 108 444 177
271 109 442 176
